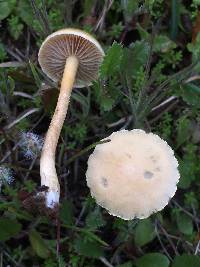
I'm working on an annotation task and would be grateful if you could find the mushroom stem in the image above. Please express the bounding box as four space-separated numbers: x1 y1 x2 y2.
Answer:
40 56 79 208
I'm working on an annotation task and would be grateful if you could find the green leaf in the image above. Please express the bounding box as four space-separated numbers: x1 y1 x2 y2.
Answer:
86 208 106 230
178 159 196 189
135 253 170 267
18 0 34 26
0 218 22 241
60 199 75 226
176 116 191 147
93 78 121 113
8 15 24 40
176 213 193 235
153 35 175 53
134 218 155 247
122 41 149 77
29 230 50 259
172 254 200 267
179 143 199 189
0 1 14 21
178 83 200 107
100 95 115 112
73 236 104 258
100 41 123 77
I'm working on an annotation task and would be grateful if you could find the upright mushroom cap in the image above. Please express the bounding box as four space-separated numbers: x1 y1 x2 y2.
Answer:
38 28 104 88
86 129 180 220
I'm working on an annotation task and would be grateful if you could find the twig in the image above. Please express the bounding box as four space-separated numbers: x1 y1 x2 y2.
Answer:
151 96 178 112
157 220 179 256
107 96 177 128
15 48 26 60
149 98 179 124
0 141 20 163
185 75 200 83
120 115 133 130
1 163 39 174
148 61 198 108
172 200 200 223
195 240 200 255
94 0 114 32
1 249 24 267
24 156 37 180
4 108 40 130
158 232 194 252
191 204 199 232
99 256 114 267
0 62 26 68
13 91 34 99
155 220 172 260
5 47 23 61
75 199 89 226
107 117 127 128
30 113 46 131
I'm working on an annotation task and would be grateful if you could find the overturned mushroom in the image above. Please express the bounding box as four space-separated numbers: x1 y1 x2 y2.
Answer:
86 129 180 220
38 28 104 208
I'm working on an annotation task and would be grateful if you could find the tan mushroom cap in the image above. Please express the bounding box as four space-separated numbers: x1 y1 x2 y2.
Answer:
86 129 180 220
38 28 104 88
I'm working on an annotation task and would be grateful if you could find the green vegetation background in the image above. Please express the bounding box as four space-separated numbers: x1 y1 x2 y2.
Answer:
0 0 200 266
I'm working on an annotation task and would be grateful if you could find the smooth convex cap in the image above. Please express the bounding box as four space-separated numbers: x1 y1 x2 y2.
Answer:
86 129 180 220
38 28 104 88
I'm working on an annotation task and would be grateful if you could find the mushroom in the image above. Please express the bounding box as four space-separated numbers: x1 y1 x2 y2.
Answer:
38 28 104 208
86 129 180 220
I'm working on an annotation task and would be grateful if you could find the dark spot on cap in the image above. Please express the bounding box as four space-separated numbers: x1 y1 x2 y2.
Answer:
126 153 132 159
144 171 154 179
101 177 108 187
150 155 157 163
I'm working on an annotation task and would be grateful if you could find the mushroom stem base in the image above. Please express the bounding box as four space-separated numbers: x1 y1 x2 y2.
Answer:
40 56 79 208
